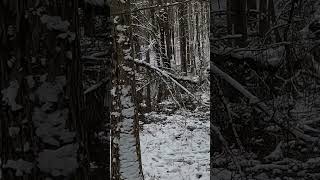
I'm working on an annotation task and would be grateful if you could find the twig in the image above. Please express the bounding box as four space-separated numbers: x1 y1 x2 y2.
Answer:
211 125 246 179
159 74 181 108
213 75 245 153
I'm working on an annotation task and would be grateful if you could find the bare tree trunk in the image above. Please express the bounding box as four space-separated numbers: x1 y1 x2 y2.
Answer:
146 48 152 112
111 0 144 179
228 0 248 47
164 0 172 64
259 0 271 37
179 1 187 74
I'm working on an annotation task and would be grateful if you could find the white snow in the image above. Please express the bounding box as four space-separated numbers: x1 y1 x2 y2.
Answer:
8 127 20 137
37 144 78 177
35 76 66 104
3 159 33 176
118 85 144 180
32 108 75 146
140 110 210 180
117 33 127 43
1 80 23 111
116 25 129 32
40 15 70 32
25 75 35 88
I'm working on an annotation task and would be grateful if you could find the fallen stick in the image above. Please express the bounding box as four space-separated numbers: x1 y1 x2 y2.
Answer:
211 62 269 114
211 62 318 143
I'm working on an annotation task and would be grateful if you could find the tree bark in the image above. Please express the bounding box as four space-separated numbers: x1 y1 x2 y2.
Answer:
179 0 187 74
111 0 144 179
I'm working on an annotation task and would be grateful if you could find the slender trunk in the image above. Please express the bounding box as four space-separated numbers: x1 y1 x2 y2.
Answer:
259 0 271 37
164 0 172 64
146 48 152 112
111 0 144 179
179 1 187 74
228 0 248 47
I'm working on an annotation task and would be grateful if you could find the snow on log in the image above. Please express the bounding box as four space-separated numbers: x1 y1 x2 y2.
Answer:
210 62 259 104
212 45 285 68
211 63 319 142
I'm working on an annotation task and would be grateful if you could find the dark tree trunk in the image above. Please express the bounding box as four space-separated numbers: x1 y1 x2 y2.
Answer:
228 0 248 47
179 1 187 74
84 3 96 37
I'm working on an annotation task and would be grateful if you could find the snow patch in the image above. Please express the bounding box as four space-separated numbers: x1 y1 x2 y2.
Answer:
37 144 78 177
3 159 33 176
141 110 210 180
40 15 70 32
1 80 23 111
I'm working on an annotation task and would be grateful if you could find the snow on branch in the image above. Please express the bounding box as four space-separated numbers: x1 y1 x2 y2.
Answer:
212 44 289 68
211 62 260 104
40 15 70 32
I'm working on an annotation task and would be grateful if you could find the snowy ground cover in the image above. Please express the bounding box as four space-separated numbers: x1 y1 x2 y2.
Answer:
211 92 320 180
140 109 210 180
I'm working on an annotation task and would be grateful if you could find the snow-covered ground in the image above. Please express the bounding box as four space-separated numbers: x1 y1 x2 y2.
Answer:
140 110 210 180
211 93 320 180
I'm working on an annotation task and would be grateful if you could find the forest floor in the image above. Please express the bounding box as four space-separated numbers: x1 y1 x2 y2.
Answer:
140 103 210 180
212 91 320 180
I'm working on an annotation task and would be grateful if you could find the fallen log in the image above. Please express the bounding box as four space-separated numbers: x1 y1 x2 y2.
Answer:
211 62 266 108
210 62 318 143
